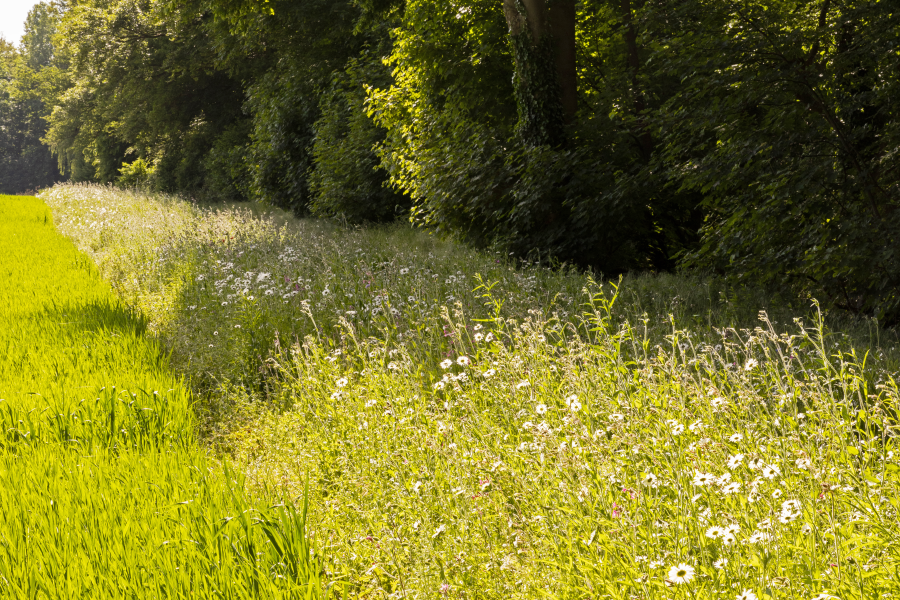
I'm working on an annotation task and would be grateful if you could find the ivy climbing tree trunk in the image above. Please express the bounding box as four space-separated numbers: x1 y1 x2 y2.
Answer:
503 0 577 148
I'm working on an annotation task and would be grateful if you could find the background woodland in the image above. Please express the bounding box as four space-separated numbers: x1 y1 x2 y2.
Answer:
1 0 898 321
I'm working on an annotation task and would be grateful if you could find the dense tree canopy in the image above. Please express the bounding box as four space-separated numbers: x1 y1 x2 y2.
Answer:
0 0 897 321
0 2 65 193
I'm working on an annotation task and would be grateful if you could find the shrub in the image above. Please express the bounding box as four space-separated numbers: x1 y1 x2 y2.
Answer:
116 157 155 188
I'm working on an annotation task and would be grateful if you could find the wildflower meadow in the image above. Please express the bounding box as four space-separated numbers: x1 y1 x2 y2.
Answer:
31 183 900 599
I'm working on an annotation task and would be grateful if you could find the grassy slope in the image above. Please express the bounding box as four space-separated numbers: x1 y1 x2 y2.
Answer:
43 184 900 600
0 196 322 599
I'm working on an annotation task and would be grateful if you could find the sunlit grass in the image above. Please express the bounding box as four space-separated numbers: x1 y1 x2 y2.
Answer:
0 444 323 599
43 183 900 599
0 195 190 449
0 194 324 599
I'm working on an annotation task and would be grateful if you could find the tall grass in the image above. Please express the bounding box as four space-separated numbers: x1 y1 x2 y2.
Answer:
0 195 325 599
0 196 191 449
0 445 323 599
43 184 900 599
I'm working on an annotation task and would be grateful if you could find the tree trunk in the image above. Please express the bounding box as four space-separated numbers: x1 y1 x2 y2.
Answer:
503 0 577 147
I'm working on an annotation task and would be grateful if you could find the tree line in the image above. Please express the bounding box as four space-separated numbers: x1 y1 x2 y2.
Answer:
1 0 898 322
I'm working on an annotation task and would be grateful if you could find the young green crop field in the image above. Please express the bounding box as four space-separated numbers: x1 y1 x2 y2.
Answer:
0 195 325 599
32 184 900 599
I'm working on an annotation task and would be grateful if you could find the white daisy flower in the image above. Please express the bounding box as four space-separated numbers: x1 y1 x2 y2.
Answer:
722 481 741 494
666 563 695 584
727 454 744 468
778 512 798 524
692 472 715 486
762 464 781 479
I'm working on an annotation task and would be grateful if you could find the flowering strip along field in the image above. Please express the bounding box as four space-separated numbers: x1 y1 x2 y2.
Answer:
43 184 900 599
0 196 327 598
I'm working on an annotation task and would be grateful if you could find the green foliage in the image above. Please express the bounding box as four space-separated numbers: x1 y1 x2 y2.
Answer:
117 157 154 188
236 0 371 213
310 53 408 223
21 1 59 70
652 0 900 323
0 5 65 194
45 0 248 197
202 120 254 201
